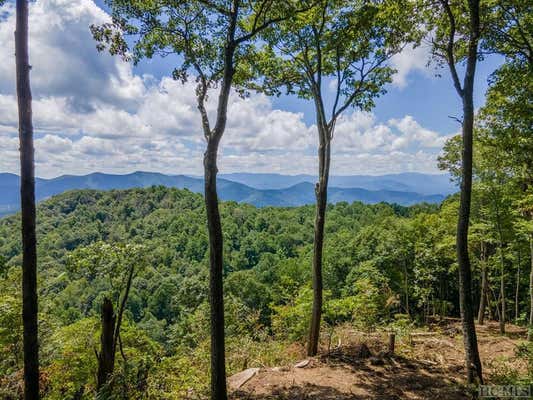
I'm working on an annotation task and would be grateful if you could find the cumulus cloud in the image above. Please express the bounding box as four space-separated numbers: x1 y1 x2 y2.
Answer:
390 43 431 88
388 115 450 148
0 0 450 178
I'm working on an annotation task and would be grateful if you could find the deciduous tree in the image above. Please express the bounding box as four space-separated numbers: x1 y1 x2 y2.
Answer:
15 0 39 397
253 0 416 355
426 0 483 384
91 2 309 398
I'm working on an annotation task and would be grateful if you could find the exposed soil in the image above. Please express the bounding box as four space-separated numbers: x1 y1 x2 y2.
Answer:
231 320 528 400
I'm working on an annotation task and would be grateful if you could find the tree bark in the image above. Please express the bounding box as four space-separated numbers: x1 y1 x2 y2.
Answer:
441 0 483 384
307 118 331 357
15 1 39 398
478 243 488 325
97 298 116 390
498 246 506 334
404 259 410 316
527 235 533 341
204 137 227 400
515 249 520 322
456 79 484 385
198 18 237 399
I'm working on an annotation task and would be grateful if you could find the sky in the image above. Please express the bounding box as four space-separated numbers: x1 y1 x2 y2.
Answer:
0 0 503 178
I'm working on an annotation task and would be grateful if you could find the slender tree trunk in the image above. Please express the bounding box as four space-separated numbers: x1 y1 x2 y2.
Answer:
515 249 520 323
194 12 237 398
487 290 493 321
97 298 116 390
442 0 483 384
113 265 134 356
499 246 506 334
15 1 39 398
493 287 503 323
478 243 488 325
308 124 331 357
404 259 410 316
204 137 227 400
527 235 533 341
456 83 483 384
499 252 507 335
494 205 506 335
456 94 483 384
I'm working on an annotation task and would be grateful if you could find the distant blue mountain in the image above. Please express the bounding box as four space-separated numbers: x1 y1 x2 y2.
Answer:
0 171 452 216
219 172 456 195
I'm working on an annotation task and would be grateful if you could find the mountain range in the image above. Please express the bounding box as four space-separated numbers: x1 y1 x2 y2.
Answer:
0 171 455 216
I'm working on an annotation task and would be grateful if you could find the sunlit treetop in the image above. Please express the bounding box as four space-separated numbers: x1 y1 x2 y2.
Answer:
249 0 419 125
482 0 532 67
91 0 315 94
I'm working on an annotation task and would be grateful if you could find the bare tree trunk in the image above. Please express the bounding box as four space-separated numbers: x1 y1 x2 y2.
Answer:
113 265 134 356
492 287 502 325
516 249 520 322
97 298 116 390
478 243 488 325
15 1 39 398
95 265 133 392
499 246 506 335
527 235 533 341
204 137 227 400
456 86 484 384
191 11 239 399
308 120 331 357
441 0 483 384
487 290 493 320
404 259 410 316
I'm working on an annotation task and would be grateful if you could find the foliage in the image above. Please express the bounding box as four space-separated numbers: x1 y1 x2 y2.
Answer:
0 170 529 396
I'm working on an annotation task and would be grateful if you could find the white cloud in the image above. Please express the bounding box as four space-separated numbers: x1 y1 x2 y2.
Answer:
388 115 451 148
390 44 430 88
0 0 451 178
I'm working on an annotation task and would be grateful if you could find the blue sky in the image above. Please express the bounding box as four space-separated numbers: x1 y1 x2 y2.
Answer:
126 29 503 133
0 0 503 178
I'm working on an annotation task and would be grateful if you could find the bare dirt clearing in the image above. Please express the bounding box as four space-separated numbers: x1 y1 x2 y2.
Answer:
231 320 528 400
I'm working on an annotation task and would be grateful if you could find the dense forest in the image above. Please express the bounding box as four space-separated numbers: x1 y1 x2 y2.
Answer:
2 0 532 398
0 182 532 398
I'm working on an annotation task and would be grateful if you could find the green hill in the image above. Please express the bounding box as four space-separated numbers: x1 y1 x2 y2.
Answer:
0 187 459 399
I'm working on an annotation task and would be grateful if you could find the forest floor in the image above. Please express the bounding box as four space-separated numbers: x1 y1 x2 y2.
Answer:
230 319 528 399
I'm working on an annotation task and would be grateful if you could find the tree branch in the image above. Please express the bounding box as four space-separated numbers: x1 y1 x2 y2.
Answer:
112 264 134 356
439 0 464 97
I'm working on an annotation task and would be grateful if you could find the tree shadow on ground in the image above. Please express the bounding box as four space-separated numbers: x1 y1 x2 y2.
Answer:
231 355 471 400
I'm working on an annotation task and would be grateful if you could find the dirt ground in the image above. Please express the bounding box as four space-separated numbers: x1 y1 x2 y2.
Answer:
231 320 528 400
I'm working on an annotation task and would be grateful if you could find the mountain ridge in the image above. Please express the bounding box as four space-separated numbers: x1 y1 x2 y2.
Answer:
0 171 452 216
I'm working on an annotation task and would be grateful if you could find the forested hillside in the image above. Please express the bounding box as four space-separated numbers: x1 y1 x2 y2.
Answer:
0 187 450 398
2 0 531 398
1 186 530 398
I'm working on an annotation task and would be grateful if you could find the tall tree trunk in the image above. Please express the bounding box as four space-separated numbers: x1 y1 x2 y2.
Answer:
495 204 506 335
195 12 237 398
515 249 520 322
97 298 116 390
527 235 533 341
478 243 488 324
404 259 410 316
204 137 227 400
478 266 488 325
487 290 493 320
308 125 331 356
456 85 484 384
498 246 506 334
442 0 483 384
15 1 39 398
